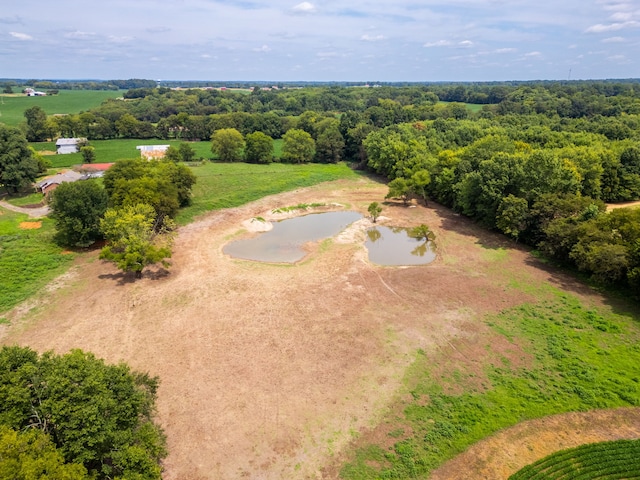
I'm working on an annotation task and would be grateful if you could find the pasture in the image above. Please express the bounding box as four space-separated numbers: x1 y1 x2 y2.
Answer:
0 89 124 126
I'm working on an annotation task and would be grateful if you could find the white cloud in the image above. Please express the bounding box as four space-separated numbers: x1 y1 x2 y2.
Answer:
602 36 625 42
108 35 133 43
361 34 385 41
292 2 316 14
253 44 271 52
64 31 95 39
458 40 474 48
423 40 452 47
9 31 32 40
586 21 640 32
525 51 542 57
495 48 516 53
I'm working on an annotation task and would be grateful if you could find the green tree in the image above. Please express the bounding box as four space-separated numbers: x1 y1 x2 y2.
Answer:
163 145 181 163
281 129 316 163
49 180 109 247
178 142 197 163
368 202 382 223
0 346 166 479
211 128 245 162
244 131 274 164
386 177 411 205
0 426 88 480
80 146 95 164
496 194 529 240
0 124 40 194
100 203 174 278
410 169 431 205
24 105 49 142
315 126 345 163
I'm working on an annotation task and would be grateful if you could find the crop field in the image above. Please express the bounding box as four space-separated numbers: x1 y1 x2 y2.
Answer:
0 89 124 126
509 439 640 479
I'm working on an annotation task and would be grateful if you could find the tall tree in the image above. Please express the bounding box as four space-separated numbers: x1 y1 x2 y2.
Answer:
100 203 174 278
49 180 109 247
0 125 40 194
281 129 315 164
24 105 49 142
244 131 274 164
210 128 245 162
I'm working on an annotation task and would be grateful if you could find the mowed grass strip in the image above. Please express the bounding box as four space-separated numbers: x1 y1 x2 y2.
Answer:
0 209 74 314
340 293 640 479
0 90 125 126
509 439 640 479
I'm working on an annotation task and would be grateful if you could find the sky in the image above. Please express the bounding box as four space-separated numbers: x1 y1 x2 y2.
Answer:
1 0 639 82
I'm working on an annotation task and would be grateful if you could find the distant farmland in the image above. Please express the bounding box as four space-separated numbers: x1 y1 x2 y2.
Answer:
0 89 124 126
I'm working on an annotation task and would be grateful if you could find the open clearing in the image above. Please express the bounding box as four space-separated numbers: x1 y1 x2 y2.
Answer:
1 176 638 479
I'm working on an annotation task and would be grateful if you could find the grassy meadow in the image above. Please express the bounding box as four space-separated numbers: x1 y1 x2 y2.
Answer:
0 209 74 313
0 90 125 127
340 287 640 479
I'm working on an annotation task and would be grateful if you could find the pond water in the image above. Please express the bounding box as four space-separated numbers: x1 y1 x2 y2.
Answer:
365 226 436 266
223 211 362 263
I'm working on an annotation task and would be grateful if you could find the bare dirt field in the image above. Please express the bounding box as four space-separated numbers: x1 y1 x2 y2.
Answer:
2 176 637 479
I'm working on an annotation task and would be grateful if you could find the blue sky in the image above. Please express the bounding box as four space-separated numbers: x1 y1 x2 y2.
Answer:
1 0 639 81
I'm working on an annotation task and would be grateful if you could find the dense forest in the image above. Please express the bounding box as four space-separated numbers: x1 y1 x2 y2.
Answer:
15 79 640 294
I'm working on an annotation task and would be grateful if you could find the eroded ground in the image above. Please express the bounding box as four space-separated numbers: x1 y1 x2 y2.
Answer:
2 177 635 479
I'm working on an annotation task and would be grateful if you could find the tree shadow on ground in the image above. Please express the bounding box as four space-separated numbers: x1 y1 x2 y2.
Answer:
98 267 170 286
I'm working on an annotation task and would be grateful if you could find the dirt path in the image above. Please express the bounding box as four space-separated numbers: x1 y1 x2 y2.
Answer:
0 200 49 217
429 408 640 480
1 177 631 479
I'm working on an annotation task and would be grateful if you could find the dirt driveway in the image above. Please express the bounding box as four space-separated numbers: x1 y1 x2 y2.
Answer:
0 177 626 479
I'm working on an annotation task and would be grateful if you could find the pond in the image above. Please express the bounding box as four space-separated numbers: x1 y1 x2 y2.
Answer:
365 226 436 266
223 211 362 263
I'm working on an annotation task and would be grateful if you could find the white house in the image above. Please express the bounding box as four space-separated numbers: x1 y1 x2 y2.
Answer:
136 145 170 160
56 138 86 154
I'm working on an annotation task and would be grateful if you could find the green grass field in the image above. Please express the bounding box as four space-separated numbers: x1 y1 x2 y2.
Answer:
0 210 74 313
340 290 640 479
509 439 640 479
0 90 125 127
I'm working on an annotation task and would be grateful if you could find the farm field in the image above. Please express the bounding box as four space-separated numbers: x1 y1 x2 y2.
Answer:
0 89 125 126
1 176 639 479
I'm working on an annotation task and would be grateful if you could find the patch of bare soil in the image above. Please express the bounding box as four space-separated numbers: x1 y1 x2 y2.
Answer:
429 408 640 480
607 200 640 211
19 221 42 229
1 177 633 479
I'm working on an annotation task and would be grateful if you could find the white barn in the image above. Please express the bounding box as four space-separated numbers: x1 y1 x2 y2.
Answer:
56 138 86 154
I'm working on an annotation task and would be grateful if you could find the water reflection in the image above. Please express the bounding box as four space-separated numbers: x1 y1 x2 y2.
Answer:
223 211 362 263
365 226 436 266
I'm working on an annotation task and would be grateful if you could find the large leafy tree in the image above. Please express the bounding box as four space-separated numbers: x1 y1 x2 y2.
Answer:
103 159 196 221
49 180 109 247
24 105 49 142
100 203 174 278
0 346 166 479
281 128 315 163
244 131 274 164
0 124 41 194
211 128 245 162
